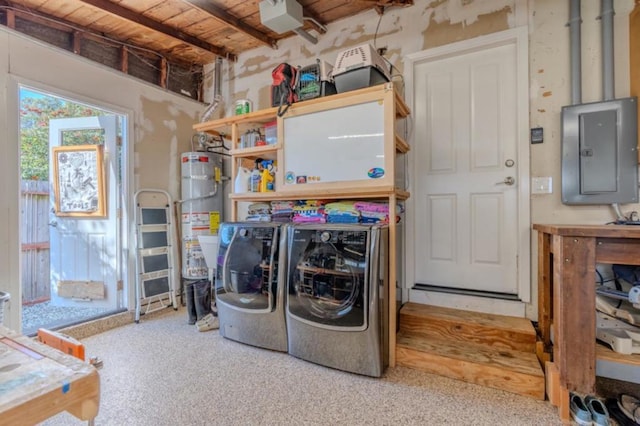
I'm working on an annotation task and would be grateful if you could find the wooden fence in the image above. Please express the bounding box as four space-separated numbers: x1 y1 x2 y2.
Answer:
21 180 50 304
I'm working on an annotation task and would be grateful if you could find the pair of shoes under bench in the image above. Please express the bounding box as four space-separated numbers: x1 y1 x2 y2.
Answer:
196 313 219 332
571 393 610 426
618 394 640 425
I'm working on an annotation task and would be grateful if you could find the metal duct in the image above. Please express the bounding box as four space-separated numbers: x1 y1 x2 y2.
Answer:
600 0 615 101
293 27 318 44
200 56 223 123
213 56 222 100
569 0 582 105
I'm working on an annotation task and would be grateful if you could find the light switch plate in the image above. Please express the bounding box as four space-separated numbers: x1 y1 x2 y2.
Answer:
532 177 552 194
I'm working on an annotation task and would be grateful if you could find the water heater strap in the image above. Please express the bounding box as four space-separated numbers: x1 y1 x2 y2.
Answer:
182 175 216 180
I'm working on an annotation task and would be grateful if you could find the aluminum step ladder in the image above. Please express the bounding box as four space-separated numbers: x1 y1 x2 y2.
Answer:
134 189 178 322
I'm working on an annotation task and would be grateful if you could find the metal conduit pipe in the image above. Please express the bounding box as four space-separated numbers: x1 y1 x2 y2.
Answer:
599 0 621 220
569 0 582 105
600 0 615 101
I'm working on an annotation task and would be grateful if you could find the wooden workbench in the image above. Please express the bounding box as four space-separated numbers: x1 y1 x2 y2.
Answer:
0 326 100 425
533 224 640 420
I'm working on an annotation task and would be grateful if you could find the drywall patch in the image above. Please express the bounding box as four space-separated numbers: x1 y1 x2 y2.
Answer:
238 54 273 79
163 119 177 132
300 45 315 60
423 6 512 49
332 24 370 50
429 0 514 27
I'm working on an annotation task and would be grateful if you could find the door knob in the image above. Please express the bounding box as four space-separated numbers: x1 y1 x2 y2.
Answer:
49 220 57 227
496 176 515 186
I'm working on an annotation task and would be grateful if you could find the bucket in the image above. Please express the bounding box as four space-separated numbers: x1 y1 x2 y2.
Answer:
235 99 252 115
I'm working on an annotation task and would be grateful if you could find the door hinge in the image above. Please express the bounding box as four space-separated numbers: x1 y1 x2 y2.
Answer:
117 280 123 291
117 208 122 219
117 136 122 147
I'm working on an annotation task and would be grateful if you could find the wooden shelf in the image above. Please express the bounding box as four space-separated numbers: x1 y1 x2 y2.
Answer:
231 187 410 202
199 83 412 370
395 90 410 118
596 342 640 367
396 135 410 153
193 107 279 136
230 144 279 161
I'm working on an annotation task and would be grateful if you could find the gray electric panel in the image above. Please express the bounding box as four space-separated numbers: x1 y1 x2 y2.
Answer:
561 97 638 205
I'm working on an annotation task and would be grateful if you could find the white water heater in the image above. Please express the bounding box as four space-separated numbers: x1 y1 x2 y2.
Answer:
181 152 224 280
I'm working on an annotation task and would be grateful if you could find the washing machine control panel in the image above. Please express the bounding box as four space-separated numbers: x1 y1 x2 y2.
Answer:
311 230 367 246
238 226 275 240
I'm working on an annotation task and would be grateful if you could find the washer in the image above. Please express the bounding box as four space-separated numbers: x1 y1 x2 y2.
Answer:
215 222 287 352
286 224 389 377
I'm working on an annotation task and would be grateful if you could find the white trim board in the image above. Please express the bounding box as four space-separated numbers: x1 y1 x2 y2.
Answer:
403 26 532 315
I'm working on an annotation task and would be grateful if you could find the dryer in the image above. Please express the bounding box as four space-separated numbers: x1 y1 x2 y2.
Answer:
215 222 287 352
286 224 389 377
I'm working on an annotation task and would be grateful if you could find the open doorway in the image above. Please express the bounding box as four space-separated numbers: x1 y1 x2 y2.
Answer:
19 86 127 335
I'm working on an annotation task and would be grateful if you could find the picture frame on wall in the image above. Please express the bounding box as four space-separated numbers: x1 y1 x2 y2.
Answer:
52 144 106 217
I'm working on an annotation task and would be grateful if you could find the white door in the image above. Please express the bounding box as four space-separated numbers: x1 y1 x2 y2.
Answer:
49 116 120 308
409 29 530 308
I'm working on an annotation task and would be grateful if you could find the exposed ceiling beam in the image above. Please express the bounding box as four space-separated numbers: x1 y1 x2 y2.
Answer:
76 0 236 61
2 6 201 69
184 0 277 49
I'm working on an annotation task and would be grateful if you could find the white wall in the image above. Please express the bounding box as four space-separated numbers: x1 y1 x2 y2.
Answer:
0 27 206 330
204 0 637 318
530 0 635 226
0 0 634 328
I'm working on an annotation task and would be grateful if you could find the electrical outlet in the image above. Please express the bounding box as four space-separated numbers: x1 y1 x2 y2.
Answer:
531 177 552 194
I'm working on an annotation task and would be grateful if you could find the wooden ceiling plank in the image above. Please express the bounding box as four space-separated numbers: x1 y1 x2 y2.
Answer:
302 0 371 24
75 0 236 60
12 0 54 9
183 0 276 49
10 7 207 67
6 0 413 65
63 6 109 26
143 1 192 22
116 0 165 12
37 0 86 19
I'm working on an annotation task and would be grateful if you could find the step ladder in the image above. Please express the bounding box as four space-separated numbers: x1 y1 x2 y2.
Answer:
134 189 178 322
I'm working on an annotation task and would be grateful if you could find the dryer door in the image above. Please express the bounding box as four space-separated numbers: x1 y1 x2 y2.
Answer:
216 224 278 312
287 227 370 331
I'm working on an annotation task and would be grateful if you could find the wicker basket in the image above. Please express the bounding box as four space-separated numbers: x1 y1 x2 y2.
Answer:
0 291 9 326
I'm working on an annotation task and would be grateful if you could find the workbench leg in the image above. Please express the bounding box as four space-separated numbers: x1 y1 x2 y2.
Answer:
537 231 552 350
552 235 597 395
